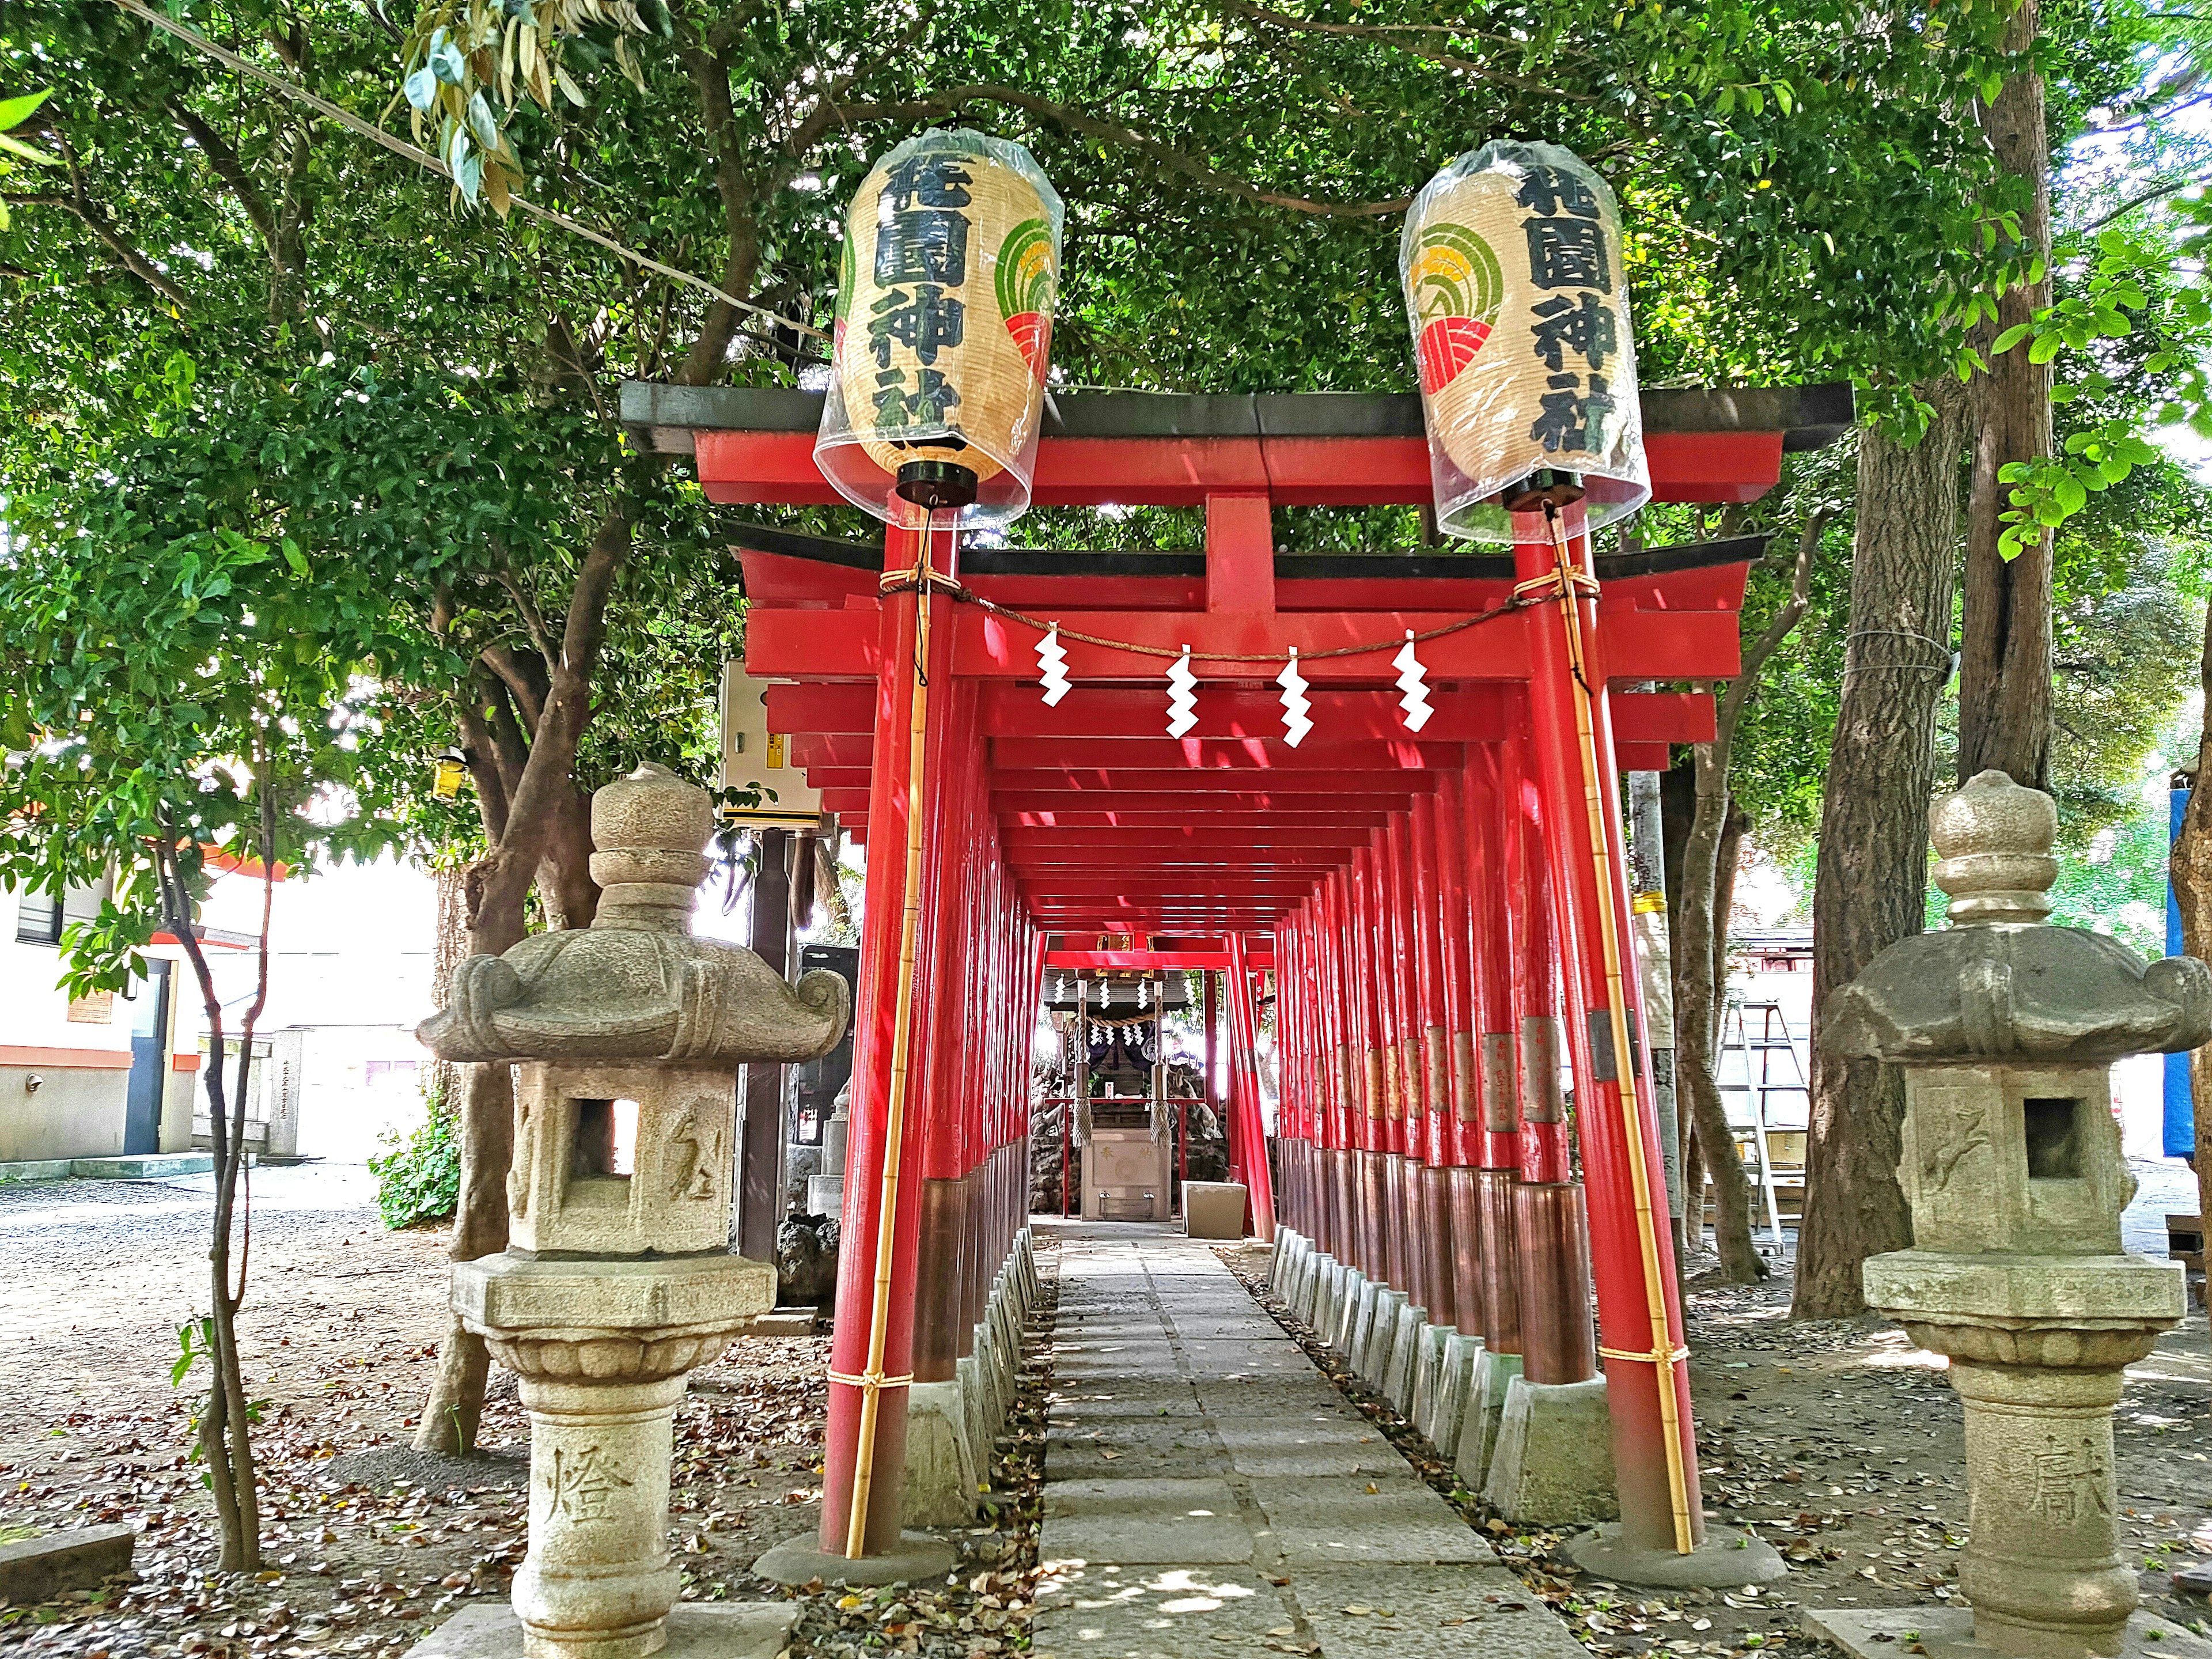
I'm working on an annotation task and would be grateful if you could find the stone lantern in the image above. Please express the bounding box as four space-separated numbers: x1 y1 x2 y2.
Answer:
1813 771 2209 1659
416 764 850 1659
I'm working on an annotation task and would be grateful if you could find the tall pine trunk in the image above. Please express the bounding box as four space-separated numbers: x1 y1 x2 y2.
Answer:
1958 0 2055 790
1796 390 1967 1319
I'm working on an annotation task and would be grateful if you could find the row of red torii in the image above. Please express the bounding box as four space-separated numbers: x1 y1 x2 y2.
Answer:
627 378 1852 1566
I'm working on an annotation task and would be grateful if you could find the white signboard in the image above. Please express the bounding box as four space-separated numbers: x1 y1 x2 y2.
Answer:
719 664 824 830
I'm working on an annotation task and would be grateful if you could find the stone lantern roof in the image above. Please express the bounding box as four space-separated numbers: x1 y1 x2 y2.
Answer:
1822 771 2212 1067
418 763 850 1067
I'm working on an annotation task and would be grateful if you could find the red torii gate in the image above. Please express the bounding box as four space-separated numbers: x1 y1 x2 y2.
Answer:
624 380 1849 1565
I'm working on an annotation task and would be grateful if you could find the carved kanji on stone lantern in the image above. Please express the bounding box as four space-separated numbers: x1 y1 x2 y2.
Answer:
419 764 850 1659
1820 770 2207 1659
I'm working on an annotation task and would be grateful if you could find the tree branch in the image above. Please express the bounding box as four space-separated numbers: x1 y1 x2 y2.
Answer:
492 561 560 669
11 144 196 312
480 644 548 739
1212 0 1612 109
671 6 763 385
825 84 1414 217
1715 509 1831 755
168 97 279 249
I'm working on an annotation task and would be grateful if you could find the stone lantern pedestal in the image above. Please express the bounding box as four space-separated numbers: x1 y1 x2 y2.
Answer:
409 766 851 1659
1806 772 2212 1659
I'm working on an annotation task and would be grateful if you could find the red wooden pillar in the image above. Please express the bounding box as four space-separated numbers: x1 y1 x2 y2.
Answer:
1409 791 1456 1327
1376 819 1412 1293
1226 932 1277 1241
1465 743 1524 1357
1435 770 1486 1336
1320 875 1355 1265
1352 842 1391 1283
915 677 979 1384
822 520 953 1558
1502 702 1598 1391
1516 509 1703 1557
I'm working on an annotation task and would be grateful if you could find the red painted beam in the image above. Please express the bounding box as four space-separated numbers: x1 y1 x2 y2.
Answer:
991 770 1439 794
740 548 1753 622
999 810 1396 828
988 737 1463 772
1004 828 1372 850
747 607 1740 684
1043 949 1277 970
698 430 1784 509
772 685 1711 749
767 683 878 736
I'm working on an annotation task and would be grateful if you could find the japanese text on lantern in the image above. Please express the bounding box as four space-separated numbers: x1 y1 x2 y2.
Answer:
869 149 977 431
1515 164 1619 457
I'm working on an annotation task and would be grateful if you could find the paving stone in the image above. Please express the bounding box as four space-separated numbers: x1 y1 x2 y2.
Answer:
1247 1475 1488 1566
1037 1512 1257 1566
1291 1563 1589 1659
1173 1340 1315 1375
1032 1564 1299 1657
1191 1377 1347 1415
1043 1475 1243 1520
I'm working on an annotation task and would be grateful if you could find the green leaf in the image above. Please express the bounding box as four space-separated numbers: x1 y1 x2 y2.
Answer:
1991 321 2033 354
404 67 439 113
465 90 500 153
2027 334 2062 365
0 130 58 165
0 88 53 132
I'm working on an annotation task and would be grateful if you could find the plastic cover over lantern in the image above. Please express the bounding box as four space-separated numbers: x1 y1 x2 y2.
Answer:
1399 141 1649 542
815 128 1064 530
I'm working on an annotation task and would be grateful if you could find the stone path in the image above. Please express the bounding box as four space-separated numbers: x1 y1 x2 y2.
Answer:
1031 1222 1588 1659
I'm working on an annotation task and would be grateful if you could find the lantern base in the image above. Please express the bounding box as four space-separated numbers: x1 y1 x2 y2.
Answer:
1501 468 1586 513
895 460 979 512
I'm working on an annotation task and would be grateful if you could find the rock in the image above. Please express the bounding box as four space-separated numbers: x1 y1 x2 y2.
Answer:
776 1211 840 1307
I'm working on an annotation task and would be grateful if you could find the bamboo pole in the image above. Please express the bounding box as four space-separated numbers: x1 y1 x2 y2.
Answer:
843 518 942 1559
1541 505 1695 1555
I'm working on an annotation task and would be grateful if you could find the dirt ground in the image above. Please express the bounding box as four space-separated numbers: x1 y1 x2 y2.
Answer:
0 1168 1055 1659
1 1168 2206 1659
1226 1236 2212 1659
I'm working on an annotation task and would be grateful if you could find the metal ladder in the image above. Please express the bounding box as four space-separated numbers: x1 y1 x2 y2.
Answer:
1717 997 1809 1249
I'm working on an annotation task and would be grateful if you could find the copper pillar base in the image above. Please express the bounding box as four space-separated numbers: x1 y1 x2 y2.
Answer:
1380 1152 1407 1291
1446 1165 1484 1338
1475 1166 1523 1355
1419 1165 1455 1327
1513 1180 1597 1385
1358 1149 1388 1281
914 1175 968 1382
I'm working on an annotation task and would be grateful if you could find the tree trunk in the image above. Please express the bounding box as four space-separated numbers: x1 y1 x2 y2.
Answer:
1957 0 2055 792
537 782 601 933
2168 603 2212 1267
1796 388 1967 1320
426 867 471 1112
1678 774 1767 1282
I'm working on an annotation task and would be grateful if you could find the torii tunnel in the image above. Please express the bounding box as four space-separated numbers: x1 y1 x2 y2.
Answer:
624 380 1852 1563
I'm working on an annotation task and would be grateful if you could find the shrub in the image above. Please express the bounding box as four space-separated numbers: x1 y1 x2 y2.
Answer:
369 1084 461 1229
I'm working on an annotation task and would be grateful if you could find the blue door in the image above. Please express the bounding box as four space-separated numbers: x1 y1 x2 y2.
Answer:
123 961 171 1155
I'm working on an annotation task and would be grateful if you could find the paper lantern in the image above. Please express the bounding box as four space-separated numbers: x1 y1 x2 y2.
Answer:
1399 141 1649 542
815 128 1063 529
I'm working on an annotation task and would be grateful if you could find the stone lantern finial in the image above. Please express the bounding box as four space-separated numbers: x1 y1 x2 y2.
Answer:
1933 768 2059 926
587 763 715 933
